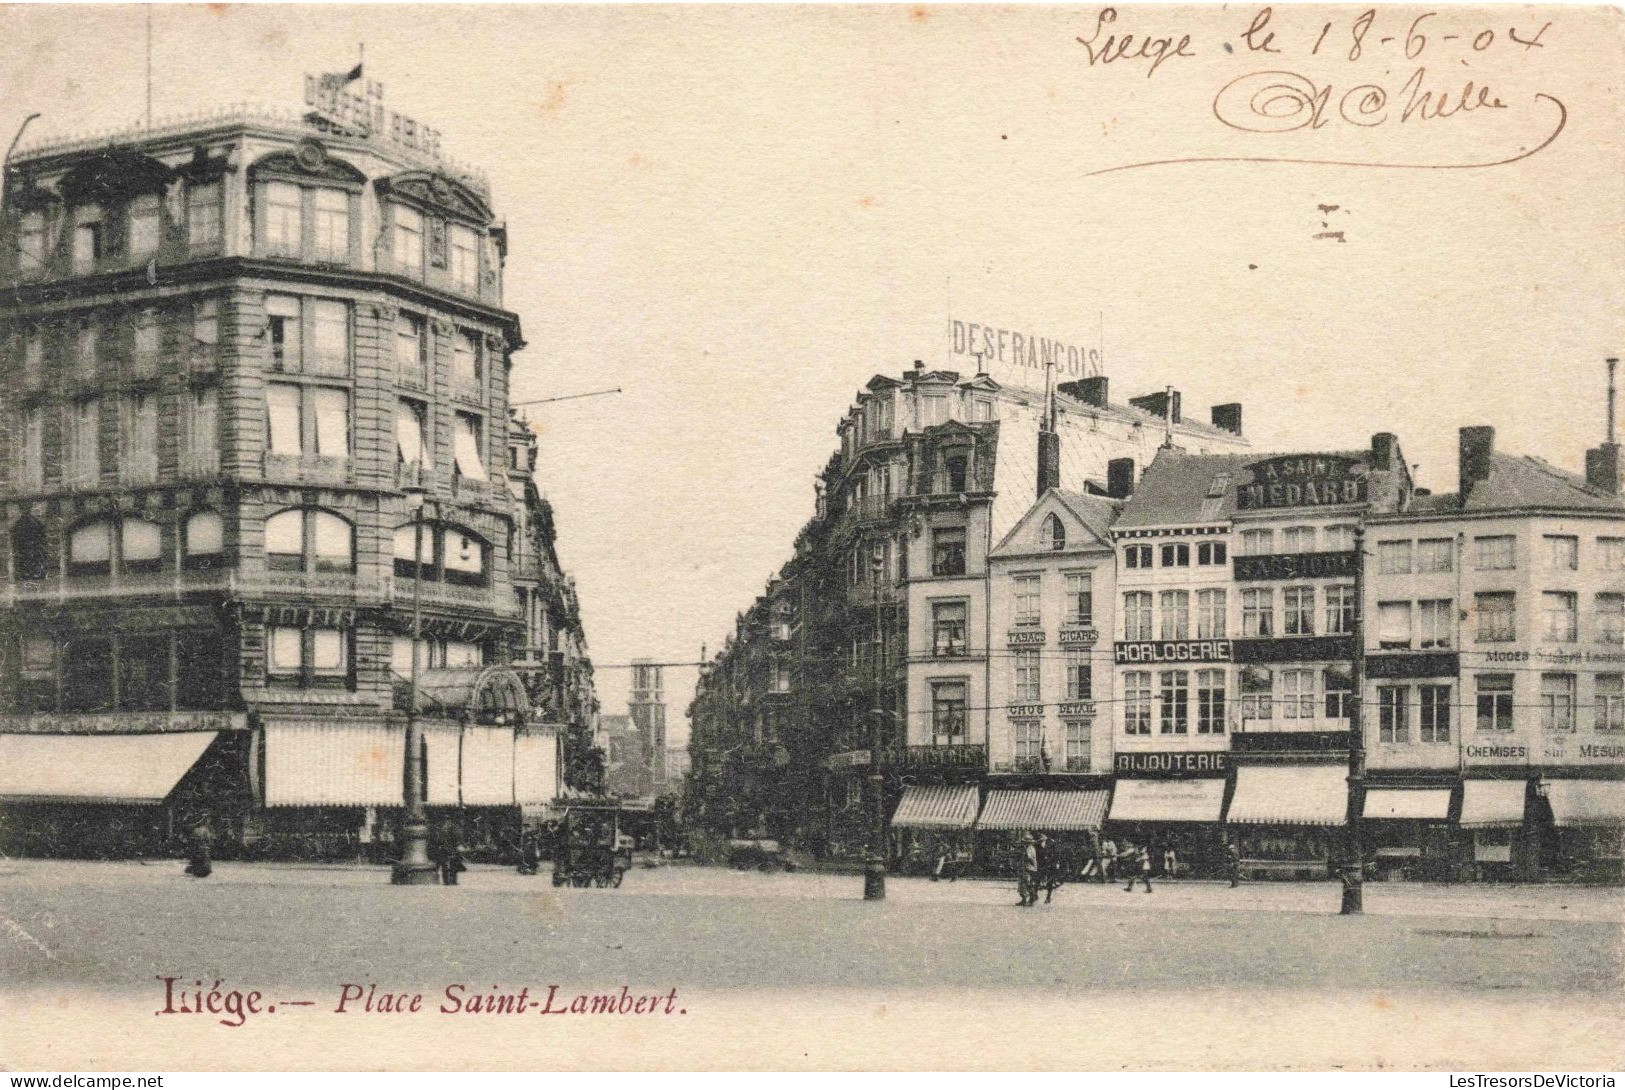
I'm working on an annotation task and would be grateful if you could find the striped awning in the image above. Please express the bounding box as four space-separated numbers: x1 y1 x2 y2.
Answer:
1108 778 1226 823
0 731 217 805
1546 780 1625 828
1363 788 1452 820
1227 764 1348 826
889 784 980 830
1459 779 1527 828
977 789 1109 832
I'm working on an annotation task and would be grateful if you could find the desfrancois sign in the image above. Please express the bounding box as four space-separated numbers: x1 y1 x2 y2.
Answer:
1237 455 1366 510
950 319 1102 379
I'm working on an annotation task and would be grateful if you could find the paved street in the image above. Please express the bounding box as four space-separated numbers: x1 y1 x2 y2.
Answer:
1 858 1620 1070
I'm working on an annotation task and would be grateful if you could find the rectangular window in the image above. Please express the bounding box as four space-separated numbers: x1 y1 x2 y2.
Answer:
193 299 219 349
67 398 100 487
1241 588 1274 637
1065 651 1092 700
72 318 98 379
309 299 350 376
931 600 967 657
1542 592 1578 643
1160 542 1190 567
1123 591 1153 641
121 519 161 573
1419 599 1454 649
1196 588 1227 639
20 407 43 491
1197 541 1227 565
1378 540 1413 574
1123 671 1151 735
1124 544 1152 569
266 383 303 454
931 527 966 577
1476 674 1514 732
312 188 350 262
1476 592 1516 643
393 203 423 272
127 194 161 259
1419 684 1451 743
184 387 218 476
1064 721 1090 770
1014 650 1041 702
1416 538 1454 573
1324 668 1352 719
1239 529 1273 556
1281 668 1316 719
931 680 968 739
1378 685 1410 743
453 330 481 389
22 328 43 388
1378 601 1413 649
311 387 349 457
1324 584 1355 635
72 205 103 273
265 182 302 255
1323 525 1356 552
1599 594 1625 646
1475 535 1516 571
1196 668 1226 734
310 629 349 674
187 182 222 250
1599 537 1625 571
266 294 301 372
1012 719 1042 763
16 209 45 273
1064 572 1093 626
1282 526 1316 553
1012 575 1041 626
1158 590 1189 640
131 309 161 362
1283 586 1315 636
68 521 111 574
449 224 479 291
395 314 428 387
453 412 487 480
1240 667 1272 723
1595 674 1625 732
121 392 157 485
1541 673 1576 732
1545 534 1579 571
396 399 430 469
1158 670 1189 735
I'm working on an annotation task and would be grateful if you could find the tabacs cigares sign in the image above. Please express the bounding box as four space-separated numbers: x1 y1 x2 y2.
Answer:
1237 455 1366 510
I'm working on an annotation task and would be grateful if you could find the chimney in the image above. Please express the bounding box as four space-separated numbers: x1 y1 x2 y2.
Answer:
1107 457 1135 499
1059 375 1109 409
1586 444 1623 495
1037 430 1060 498
1459 426 1495 501
1371 432 1399 472
1129 389 1181 424
1211 403 1243 435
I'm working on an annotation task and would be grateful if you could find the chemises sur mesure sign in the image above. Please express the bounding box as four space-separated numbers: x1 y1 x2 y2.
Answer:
1114 639 1231 664
1237 455 1366 510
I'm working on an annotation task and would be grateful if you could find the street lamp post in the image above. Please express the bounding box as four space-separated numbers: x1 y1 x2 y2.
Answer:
392 486 438 885
1341 523 1368 914
865 546 887 901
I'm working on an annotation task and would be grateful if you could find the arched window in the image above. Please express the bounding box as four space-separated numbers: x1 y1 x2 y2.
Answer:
1038 514 1066 552
183 511 225 570
441 526 488 587
120 519 162 573
11 518 48 581
393 522 436 580
266 508 354 574
68 520 113 576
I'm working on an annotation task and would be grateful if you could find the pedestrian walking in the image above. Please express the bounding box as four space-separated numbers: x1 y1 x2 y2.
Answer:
1016 832 1039 906
517 830 541 876
1123 840 1152 893
1163 845 1179 880
1226 838 1242 888
1100 837 1117 882
183 818 212 879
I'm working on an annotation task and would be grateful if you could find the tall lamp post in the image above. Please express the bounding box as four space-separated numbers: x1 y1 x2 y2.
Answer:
865 545 887 901
392 485 438 885
1341 523 1368 914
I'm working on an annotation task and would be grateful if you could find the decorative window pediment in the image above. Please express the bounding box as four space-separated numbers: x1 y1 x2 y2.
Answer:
376 170 492 226
172 144 237 184
248 140 366 190
58 150 174 205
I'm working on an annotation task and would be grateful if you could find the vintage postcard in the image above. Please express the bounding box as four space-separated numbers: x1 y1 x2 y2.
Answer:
0 2 1621 1075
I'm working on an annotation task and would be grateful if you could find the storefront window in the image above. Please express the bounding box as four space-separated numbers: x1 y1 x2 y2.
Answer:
1475 674 1514 732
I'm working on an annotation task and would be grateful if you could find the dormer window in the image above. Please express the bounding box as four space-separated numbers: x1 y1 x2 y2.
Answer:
127 194 161 260
449 223 479 292
1038 513 1066 551
392 203 424 274
71 205 104 274
17 210 46 275
264 182 302 256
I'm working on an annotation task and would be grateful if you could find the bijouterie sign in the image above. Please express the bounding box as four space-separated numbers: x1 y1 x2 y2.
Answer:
1114 751 1229 775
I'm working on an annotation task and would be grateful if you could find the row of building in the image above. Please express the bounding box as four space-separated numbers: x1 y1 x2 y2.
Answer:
687 365 1625 882
0 85 607 858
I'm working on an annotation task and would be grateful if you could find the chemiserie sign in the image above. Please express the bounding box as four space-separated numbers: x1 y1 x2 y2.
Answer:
1237 455 1366 510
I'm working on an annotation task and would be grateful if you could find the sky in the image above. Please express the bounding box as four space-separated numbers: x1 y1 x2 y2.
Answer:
2 4 1620 742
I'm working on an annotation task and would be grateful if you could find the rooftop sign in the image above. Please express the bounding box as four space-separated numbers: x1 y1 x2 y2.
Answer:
303 75 443 159
1237 455 1366 510
950 319 1102 380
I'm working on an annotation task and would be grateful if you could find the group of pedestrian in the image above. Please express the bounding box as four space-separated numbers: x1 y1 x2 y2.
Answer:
1011 835 1251 904
1015 832 1071 906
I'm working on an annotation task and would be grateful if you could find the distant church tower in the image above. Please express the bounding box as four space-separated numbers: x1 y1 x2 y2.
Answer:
629 659 667 794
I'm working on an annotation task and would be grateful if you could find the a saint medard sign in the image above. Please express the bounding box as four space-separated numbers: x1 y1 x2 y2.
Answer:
0 2 1620 1079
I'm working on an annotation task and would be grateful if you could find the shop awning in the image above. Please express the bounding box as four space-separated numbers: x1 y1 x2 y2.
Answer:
977 789 1109 832
0 731 217 805
1108 778 1226 823
264 720 403 807
514 730 560 807
1546 780 1625 828
422 723 460 806
1363 788 1452 820
889 784 980 830
1226 765 1348 826
1459 779 1527 829
460 725 516 806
